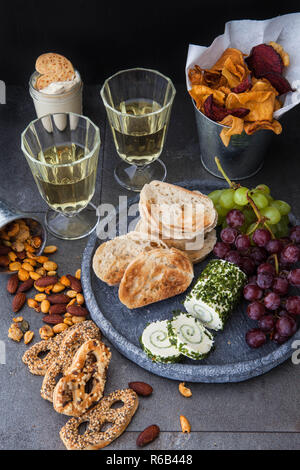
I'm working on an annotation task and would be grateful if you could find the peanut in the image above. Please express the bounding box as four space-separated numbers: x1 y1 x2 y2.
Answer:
22 262 34 272
66 290 77 298
29 271 41 281
43 245 58 254
43 261 58 272
24 258 37 267
27 298 38 309
180 415 191 434
40 300 50 314
24 331 34 345
36 256 49 264
53 323 68 334
75 269 81 280
76 293 85 305
178 382 192 398
36 267 46 276
60 275 71 287
18 268 30 281
71 316 86 324
34 284 46 293
34 293 47 302
8 251 17 262
13 316 23 323
39 325 54 340
9 262 22 272
63 318 73 326
47 271 57 276
52 283 65 293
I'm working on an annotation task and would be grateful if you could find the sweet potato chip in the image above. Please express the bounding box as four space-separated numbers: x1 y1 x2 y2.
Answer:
269 42 290 67
244 120 282 135
219 115 245 147
211 48 246 71
226 90 276 122
188 65 204 86
245 44 283 77
189 85 225 111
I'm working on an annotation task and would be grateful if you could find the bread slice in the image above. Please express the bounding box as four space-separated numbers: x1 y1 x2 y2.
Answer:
187 229 217 264
92 232 168 286
139 181 216 235
119 248 194 309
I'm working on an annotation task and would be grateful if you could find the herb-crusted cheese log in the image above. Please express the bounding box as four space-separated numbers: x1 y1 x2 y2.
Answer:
184 260 247 331
140 320 182 364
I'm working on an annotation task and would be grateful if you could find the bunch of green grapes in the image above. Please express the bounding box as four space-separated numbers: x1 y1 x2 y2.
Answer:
208 184 291 238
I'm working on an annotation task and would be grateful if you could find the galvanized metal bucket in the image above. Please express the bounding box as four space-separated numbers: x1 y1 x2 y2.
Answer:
193 102 273 180
0 199 47 274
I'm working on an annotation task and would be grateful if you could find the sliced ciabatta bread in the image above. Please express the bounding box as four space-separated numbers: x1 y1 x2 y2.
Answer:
118 247 194 309
139 181 216 235
186 229 217 264
92 232 168 286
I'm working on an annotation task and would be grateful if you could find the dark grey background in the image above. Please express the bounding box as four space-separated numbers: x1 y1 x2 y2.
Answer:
0 84 299 450
1 1 300 85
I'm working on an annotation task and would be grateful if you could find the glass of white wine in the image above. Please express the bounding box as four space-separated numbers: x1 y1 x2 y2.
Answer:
100 68 176 192
21 113 101 240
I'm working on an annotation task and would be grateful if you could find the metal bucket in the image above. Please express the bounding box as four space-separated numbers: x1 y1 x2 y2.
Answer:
0 199 47 274
193 102 273 180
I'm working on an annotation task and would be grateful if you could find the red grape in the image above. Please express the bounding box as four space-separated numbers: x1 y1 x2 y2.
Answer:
257 263 276 276
286 296 300 315
220 227 239 244
252 228 271 247
257 272 274 289
246 329 267 348
264 292 281 311
281 244 300 264
247 301 265 321
226 209 245 228
290 226 300 244
266 239 283 254
258 315 276 333
213 241 231 259
251 247 268 265
225 250 241 266
288 269 300 287
239 257 256 275
244 284 263 301
272 277 289 296
273 332 289 345
235 234 251 251
276 315 297 338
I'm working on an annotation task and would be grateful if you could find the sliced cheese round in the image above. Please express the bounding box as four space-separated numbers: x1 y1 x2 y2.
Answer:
140 320 182 364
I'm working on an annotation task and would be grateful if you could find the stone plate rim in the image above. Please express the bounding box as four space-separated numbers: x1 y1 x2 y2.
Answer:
82 179 300 383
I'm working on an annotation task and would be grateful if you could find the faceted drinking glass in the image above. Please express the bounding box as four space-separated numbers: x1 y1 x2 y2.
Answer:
21 113 101 240
100 68 176 192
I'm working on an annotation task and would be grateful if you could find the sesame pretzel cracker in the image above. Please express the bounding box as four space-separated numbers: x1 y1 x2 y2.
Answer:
60 389 139 450
53 339 111 416
40 321 101 402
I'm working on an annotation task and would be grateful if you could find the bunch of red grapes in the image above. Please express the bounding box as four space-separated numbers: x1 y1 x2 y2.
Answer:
213 208 300 349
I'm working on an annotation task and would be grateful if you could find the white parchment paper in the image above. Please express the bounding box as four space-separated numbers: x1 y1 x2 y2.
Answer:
185 13 300 118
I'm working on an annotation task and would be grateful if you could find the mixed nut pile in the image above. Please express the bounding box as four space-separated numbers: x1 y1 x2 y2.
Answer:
1 219 88 345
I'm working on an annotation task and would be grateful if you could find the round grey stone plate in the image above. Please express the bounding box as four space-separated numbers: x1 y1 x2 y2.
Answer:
82 180 300 383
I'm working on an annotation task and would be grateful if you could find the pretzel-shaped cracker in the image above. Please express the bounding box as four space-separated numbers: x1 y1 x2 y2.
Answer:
40 320 101 402
53 339 111 416
60 389 138 450
22 329 69 376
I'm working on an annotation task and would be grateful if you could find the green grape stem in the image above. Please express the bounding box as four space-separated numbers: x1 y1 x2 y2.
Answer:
214 157 240 190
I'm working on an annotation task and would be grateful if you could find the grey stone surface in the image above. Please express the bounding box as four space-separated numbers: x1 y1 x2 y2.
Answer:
0 85 299 450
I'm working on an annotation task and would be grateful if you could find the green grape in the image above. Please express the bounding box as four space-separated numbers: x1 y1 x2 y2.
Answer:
255 184 271 195
233 187 249 206
246 222 259 236
233 204 245 211
219 188 235 209
270 200 291 216
261 206 281 225
268 223 278 237
215 204 228 218
243 207 257 225
208 189 224 205
251 192 269 210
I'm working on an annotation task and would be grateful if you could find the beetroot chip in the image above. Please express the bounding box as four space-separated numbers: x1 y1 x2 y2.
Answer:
245 44 283 77
231 75 252 93
204 94 249 122
263 72 293 95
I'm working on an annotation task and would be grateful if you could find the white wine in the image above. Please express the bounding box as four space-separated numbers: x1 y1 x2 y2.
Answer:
34 143 97 214
110 99 167 166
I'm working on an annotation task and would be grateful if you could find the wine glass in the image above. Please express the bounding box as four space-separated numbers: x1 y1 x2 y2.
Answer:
21 113 101 240
100 68 176 192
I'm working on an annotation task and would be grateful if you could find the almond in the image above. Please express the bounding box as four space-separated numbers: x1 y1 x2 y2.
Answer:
43 314 64 325
35 276 58 287
0 255 10 267
128 382 153 397
66 304 88 317
17 278 34 293
136 425 160 447
12 292 26 312
66 274 82 293
47 294 69 304
49 304 67 315
6 274 19 294
0 246 10 255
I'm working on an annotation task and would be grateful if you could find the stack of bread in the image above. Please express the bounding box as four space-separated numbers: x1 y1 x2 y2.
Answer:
92 181 217 309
